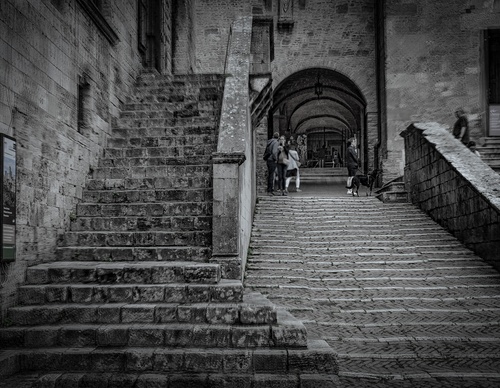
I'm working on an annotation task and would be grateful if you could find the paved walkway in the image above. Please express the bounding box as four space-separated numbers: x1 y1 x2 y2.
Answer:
247 183 500 387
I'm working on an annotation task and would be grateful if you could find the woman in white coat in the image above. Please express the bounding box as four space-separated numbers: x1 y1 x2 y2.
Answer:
285 144 301 193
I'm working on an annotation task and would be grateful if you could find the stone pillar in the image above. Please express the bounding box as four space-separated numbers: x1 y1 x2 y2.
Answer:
211 152 246 279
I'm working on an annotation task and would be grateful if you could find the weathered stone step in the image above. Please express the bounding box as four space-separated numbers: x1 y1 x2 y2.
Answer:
71 215 211 232
18 279 243 305
90 164 212 180
3 371 341 388
81 188 211 204
86 176 211 190
251 283 500 301
106 134 216 150
114 116 218 130
55 245 211 262
5 340 336 376
103 145 215 160
2 311 307 349
5 302 277 328
76 201 211 217
110 125 216 139
245 275 500 290
245 266 499 280
25 261 220 286
60 230 211 248
98 155 213 168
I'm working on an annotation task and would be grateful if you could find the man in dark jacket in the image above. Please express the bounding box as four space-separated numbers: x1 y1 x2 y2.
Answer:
264 132 280 195
452 108 470 145
346 139 358 194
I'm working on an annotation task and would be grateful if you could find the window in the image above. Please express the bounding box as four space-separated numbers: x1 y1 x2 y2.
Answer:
77 75 90 135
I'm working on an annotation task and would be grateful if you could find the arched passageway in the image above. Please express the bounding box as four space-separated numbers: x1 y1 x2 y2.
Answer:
269 68 368 172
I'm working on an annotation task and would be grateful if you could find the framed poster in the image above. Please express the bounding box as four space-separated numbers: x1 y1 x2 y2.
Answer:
1 135 16 262
490 104 500 136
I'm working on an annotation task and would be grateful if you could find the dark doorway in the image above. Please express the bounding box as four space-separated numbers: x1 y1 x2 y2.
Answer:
138 0 162 72
486 29 500 136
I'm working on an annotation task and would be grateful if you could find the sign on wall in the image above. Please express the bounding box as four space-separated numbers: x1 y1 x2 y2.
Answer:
1 135 16 262
490 104 500 136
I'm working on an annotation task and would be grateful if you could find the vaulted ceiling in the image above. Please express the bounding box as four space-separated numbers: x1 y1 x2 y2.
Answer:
272 68 366 138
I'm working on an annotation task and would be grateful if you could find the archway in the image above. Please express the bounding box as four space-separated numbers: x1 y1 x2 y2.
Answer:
269 68 367 171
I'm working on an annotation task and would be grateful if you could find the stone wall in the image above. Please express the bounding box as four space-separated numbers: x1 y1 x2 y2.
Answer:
385 1 500 181
401 122 500 270
0 0 143 314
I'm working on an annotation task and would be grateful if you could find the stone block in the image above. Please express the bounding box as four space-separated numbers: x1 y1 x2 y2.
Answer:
211 283 243 302
192 325 231 348
151 265 184 283
91 350 126 372
206 305 239 324
288 348 338 374
96 325 129 346
128 325 164 346
164 285 187 303
54 373 84 388
21 350 62 371
32 373 61 388
107 373 138 388
78 373 111 388
18 286 46 305
70 285 94 303
121 304 155 323
164 324 193 347
126 349 154 371
183 264 220 284
239 305 276 324
177 305 207 323
0 327 25 347
137 285 165 302
26 267 49 284
135 373 169 388
169 373 209 388
97 304 122 324
253 349 287 373
155 304 178 323
186 285 211 303
107 285 134 303
300 374 339 388
271 323 307 348
252 374 298 388
184 350 224 372
59 326 96 347
207 374 252 388
59 349 92 371
153 349 184 372
25 326 59 347
45 286 68 303
232 326 271 348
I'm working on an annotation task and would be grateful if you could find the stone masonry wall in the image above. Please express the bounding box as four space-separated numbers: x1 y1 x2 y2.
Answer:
0 0 143 315
402 122 500 271
385 1 500 181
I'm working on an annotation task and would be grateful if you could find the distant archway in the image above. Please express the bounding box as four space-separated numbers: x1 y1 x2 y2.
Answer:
269 68 367 170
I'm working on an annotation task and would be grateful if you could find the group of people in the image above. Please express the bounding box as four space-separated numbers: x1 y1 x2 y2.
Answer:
263 132 302 196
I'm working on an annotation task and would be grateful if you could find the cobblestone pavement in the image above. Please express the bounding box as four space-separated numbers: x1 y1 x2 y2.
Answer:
246 183 500 387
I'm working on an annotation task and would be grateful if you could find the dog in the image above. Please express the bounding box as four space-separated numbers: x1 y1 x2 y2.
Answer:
347 169 379 197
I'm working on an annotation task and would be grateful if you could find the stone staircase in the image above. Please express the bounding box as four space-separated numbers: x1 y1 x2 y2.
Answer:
246 195 500 387
299 167 348 184
375 176 408 203
0 73 336 387
478 137 500 172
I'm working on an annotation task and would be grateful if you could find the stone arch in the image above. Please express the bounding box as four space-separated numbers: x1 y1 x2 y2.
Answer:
269 67 369 170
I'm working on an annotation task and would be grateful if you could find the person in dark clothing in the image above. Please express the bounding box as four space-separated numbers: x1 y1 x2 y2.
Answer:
345 140 358 194
264 132 280 195
452 108 470 145
318 144 326 168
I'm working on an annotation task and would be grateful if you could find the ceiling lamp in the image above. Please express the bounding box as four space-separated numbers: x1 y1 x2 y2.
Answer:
314 72 323 99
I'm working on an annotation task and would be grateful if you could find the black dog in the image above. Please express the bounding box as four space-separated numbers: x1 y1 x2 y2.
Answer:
347 169 379 197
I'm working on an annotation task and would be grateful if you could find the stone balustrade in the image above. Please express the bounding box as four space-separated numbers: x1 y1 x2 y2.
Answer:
401 122 500 270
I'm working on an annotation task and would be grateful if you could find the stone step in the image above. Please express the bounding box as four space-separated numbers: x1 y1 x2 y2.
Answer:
3 340 335 377
70 215 211 232
18 279 243 305
110 125 216 139
55 246 211 262
114 116 218 130
103 144 215 159
1 371 341 388
376 190 409 203
85 176 212 190
98 155 214 168
82 188 211 204
121 99 220 111
60 230 211 248
107 132 216 149
25 261 220 286
5 302 276 328
2 312 307 349
90 164 212 180
76 201 211 217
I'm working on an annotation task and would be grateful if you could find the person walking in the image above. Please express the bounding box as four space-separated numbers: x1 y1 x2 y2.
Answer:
276 139 290 196
285 144 301 193
346 139 358 195
318 144 326 168
264 132 280 196
452 108 470 146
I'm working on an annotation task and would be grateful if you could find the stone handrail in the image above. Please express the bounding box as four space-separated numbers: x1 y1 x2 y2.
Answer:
211 16 254 281
401 122 500 270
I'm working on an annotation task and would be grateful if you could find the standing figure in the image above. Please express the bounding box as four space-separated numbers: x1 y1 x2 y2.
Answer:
276 139 290 196
318 144 326 168
285 144 301 193
452 108 470 146
345 139 358 195
264 132 280 196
